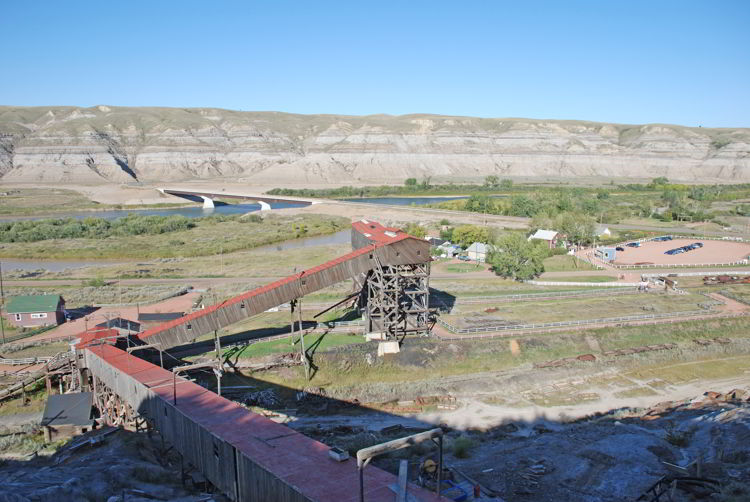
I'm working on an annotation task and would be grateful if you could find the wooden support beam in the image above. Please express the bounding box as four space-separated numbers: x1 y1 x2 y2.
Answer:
356 428 443 502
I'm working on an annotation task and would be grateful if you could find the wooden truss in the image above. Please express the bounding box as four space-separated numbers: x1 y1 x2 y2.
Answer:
361 258 430 340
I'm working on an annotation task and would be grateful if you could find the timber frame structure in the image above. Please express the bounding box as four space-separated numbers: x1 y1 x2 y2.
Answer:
133 220 432 351
45 220 442 501
361 260 430 340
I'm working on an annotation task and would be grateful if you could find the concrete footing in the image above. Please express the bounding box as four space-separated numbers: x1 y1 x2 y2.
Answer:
377 341 400 356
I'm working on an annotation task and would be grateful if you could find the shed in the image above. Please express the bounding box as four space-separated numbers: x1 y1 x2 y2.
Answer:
466 242 489 262
138 312 184 325
529 229 560 249
428 237 447 247
437 242 460 258
41 392 95 442
5 294 65 328
95 317 141 334
595 247 617 262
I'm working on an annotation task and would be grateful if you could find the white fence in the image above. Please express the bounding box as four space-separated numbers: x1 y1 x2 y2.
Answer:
525 280 641 287
642 270 750 279
436 308 715 334
0 356 55 366
590 234 750 270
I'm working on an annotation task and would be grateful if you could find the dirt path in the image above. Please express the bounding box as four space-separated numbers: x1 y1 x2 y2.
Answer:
416 374 750 430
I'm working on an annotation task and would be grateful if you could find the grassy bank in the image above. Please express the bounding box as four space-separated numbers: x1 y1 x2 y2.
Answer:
0 188 189 217
0 214 348 260
245 315 750 395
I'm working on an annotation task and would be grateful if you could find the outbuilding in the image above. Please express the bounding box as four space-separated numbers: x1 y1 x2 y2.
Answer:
41 392 95 442
595 247 617 262
528 229 560 249
466 242 489 262
5 294 66 328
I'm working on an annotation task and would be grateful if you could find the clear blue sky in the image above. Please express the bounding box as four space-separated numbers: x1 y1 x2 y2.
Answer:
2 1 748 127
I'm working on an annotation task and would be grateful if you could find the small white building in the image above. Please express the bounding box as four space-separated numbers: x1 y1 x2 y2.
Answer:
437 241 460 258
528 229 559 249
466 242 489 262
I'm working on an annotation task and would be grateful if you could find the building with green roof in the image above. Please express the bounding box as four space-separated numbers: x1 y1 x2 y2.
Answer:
5 294 65 328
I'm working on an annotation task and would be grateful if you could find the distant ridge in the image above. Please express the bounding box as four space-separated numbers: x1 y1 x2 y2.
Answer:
0 106 747 183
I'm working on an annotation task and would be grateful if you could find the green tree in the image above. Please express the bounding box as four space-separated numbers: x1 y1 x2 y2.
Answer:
558 212 596 246
651 177 669 187
452 225 490 248
404 178 418 187
464 194 496 213
508 195 539 217
439 227 454 241
404 223 427 239
488 233 546 280
500 178 513 190
483 175 500 188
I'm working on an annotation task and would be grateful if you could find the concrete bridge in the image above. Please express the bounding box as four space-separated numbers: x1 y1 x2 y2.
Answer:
158 187 319 210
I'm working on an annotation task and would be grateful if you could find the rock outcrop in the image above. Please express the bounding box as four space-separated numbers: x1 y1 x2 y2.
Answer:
0 106 748 184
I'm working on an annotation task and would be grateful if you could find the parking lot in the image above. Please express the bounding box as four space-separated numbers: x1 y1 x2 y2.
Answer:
612 238 750 265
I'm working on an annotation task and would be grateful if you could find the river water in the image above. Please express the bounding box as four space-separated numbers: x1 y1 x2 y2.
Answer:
3 201 309 222
1 195 469 272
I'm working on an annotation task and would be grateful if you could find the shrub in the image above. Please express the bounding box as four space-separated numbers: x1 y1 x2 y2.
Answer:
451 436 475 458
84 276 107 287
665 426 692 447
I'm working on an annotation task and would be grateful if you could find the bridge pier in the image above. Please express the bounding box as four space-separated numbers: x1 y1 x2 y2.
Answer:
199 196 215 209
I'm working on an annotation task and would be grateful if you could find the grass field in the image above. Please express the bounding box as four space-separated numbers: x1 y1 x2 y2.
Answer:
720 284 750 304
442 263 485 273
542 254 598 272
443 291 705 327
0 341 70 358
225 332 366 360
0 188 187 217
3 284 191 307
0 214 348 260
547 275 617 283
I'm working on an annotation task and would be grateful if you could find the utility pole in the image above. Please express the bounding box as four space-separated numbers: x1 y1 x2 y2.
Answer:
298 299 309 381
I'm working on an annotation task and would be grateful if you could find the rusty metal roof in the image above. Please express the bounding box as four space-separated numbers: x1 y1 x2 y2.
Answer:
86 344 442 502
136 221 428 348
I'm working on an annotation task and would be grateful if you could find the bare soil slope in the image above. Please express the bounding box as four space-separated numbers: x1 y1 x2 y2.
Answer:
1 106 748 184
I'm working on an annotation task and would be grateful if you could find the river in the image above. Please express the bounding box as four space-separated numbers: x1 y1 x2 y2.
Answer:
3 201 309 222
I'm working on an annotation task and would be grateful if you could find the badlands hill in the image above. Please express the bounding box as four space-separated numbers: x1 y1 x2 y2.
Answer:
0 105 748 184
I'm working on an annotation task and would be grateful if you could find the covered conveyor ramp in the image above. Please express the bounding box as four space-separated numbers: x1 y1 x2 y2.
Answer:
137 221 431 351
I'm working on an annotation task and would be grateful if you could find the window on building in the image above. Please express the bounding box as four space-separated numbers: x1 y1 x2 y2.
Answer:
14 314 21 321
30 313 48 319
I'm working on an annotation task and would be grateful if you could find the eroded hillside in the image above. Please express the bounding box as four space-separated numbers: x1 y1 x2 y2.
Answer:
0 106 748 184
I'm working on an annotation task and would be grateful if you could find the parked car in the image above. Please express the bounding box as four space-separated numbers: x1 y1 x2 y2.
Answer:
458 255 470 261
653 236 673 242
616 246 625 252
626 242 640 248
692 242 704 248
